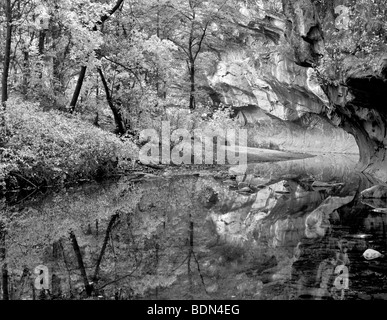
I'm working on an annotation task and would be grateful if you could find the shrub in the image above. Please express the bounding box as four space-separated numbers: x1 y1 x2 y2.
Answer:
0 98 138 190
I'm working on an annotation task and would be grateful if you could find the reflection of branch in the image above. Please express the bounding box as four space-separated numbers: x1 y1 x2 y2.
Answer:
59 240 73 293
193 251 207 293
92 213 119 282
97 263 140 290
11 173 37 189
69 230 93 296
171 253 190 273
110 232 117 258
15 189 37 204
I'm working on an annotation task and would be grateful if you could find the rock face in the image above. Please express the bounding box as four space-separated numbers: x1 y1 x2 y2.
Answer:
208 48 326 121
285 0 387 182
207 0 387 181
360 185 387 199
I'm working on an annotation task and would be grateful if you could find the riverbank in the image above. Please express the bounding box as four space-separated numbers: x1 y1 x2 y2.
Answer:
1 98 319 193
0 98 138 192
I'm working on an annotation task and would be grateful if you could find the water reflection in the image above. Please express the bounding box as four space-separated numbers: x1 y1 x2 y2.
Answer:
229 153 360 183
1 156 387 300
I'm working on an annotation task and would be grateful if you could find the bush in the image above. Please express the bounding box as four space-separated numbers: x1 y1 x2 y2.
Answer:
0 98 138 191
162 104 237 133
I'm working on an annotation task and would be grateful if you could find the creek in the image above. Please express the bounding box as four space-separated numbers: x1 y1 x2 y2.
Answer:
1 153 387 300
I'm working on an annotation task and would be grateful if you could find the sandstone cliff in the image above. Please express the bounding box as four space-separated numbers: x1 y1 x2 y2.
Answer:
207 0 387 181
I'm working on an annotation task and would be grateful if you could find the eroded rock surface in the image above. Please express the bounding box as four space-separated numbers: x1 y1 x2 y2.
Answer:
360 185 387 199
233 107 358 153
207 0 387 181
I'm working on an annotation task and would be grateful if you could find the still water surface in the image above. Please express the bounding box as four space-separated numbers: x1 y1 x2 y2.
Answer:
2 153 387 300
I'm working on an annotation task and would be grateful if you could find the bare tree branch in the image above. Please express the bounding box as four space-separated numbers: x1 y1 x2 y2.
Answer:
101 55 142 85
193 21 210 61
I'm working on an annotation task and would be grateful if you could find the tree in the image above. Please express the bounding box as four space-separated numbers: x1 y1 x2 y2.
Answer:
97 68 126 134
69 0 125 112
95 7 178 133
157 0 234 110
132 0 266 110
1 0 12 107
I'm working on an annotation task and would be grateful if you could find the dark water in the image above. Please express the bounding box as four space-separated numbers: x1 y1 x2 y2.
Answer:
1 153 387 300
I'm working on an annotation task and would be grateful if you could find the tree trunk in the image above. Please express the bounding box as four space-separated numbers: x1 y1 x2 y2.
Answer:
22 50 30 96
156 0 161 98
36 30 47 86
69 0 125 111
97 68 126 134
1 0 12 107
69 231 93 297
38 30 46 56
69 66 87 113
92 213 119 282
92 0 124 31
189 63 196 110
52 26 69 99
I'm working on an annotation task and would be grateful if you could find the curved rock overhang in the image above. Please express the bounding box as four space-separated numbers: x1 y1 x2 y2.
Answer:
207 0 387 182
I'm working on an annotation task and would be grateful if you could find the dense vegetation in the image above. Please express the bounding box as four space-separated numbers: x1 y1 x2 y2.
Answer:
314 0 387 85
0 0 285 190
0 97 138 191
1 0 386 191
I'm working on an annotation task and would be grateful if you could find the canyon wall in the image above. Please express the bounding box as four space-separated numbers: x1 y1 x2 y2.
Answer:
207 0 387 181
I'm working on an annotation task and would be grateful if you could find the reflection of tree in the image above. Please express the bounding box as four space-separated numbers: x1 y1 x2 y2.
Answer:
3 174 307 299
69 230 93 296
67 211 125 297
2 181 144 299
0 220 9 300
187 214 207 294
315 258 335 299
292 231 352 300
92 212 120 283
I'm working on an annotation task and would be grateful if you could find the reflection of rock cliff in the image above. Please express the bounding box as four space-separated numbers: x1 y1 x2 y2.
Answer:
230 153 359 182
305 195 354 239
207 0 387 181
208 179 355 251
206 176 356 289
236 107 357 153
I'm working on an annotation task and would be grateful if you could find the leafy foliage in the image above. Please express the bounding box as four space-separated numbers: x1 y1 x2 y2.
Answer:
0 98 137 190
315 0 387 85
